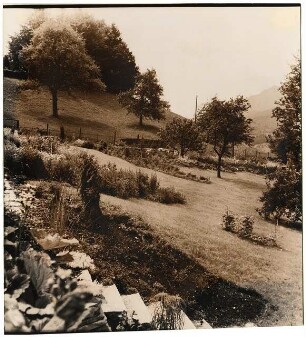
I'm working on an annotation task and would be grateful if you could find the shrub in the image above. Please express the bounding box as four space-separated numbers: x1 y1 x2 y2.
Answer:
25 136 59 154
18 79 40 90
149 174 160 194
20 146 49 179
239 216 254 238
136 171 150 198
151 293 184 330
80 155 103 227
4 129 21 148
81 140 95 149
4 142 23 175
222 210 237 232
157 187 186 204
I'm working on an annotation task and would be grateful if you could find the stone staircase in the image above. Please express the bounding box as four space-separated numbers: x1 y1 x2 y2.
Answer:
79 270 211 330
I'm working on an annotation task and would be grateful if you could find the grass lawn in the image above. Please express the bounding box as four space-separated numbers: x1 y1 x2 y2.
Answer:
68 146 303 327
4 77 179 142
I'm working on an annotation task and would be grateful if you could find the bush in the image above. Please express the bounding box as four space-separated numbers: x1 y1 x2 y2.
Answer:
239 216 254 238
136 171 150 198
20 145 49 179
151 293 184 330
25 136 59 154
4 142 23 175
81 140 95 149
18 79 40 90
149 174 160 194
157 187 186 204
80 155 103 227
222 210 237 232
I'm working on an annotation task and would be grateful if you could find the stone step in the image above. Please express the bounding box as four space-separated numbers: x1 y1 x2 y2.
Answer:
147 302 196 330
121 293 152 325
101 284 127 313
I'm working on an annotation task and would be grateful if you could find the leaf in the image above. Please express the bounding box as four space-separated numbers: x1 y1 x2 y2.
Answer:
4 226 18 237
22 248 54 296
26 302 55 316
56 251 74 263
4 294 30 333
30 317 50 332
41 315 66 332
6 273 30 299
31 229 79 250
67 251 95 270
55 266 72 279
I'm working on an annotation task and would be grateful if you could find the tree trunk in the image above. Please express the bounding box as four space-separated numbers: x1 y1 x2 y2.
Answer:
139 113 143 126
217 154 222 178
51 89 58 118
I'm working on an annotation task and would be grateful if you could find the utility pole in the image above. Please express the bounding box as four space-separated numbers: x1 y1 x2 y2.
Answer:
194 95 198 123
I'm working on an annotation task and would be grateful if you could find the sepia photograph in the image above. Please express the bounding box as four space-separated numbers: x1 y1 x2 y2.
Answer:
2 1 303 335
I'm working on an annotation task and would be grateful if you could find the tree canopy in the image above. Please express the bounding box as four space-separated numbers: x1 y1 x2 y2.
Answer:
268 57 301 169
8 13 139 94
118 69 170 126
259 58 301 224
197 96 253 178
23 19 104 117
159 118 203 156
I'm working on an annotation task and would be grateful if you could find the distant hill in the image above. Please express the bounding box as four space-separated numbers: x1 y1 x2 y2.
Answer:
4 78 181 143
247 86 281 144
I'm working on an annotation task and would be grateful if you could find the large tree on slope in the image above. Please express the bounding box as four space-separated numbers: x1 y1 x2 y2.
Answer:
22 19 104 117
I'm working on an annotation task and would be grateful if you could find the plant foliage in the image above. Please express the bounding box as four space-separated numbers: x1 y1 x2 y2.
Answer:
159 118 203 156
197 96 253 178
118 69 170 126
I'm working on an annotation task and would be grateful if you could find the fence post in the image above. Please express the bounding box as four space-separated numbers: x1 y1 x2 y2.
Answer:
79 127 82 139
16 120 20 130
60 126 65 142
244 149 247 160
47 123 49 135
255 150 258 160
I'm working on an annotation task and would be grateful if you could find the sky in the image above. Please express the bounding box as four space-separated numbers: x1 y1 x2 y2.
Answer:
3 5 300 118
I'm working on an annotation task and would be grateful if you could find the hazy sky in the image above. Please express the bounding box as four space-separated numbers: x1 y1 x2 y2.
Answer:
3 6 300 118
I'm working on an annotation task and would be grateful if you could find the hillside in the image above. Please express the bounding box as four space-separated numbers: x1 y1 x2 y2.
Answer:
247 86 280 144
4 77 181 142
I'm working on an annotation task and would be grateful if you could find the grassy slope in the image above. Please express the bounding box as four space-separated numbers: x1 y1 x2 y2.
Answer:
4 77 180 142
67 146 302 327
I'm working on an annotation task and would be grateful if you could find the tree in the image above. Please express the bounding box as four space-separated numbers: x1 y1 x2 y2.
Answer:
8 25 33 71
8 10 46 71
23 20 104 117
118 69 169 126
197 96 253 178
268 57 301 169
159 118 203 156
259 58 301 224
72 17 139 93
259 164 302 223
3 55 10 69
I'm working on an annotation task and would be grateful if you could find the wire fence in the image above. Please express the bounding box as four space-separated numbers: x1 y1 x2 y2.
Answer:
16 124 117 145
4 119 273 159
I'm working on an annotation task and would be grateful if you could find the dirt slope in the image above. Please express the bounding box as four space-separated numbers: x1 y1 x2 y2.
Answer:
68 146 303 327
